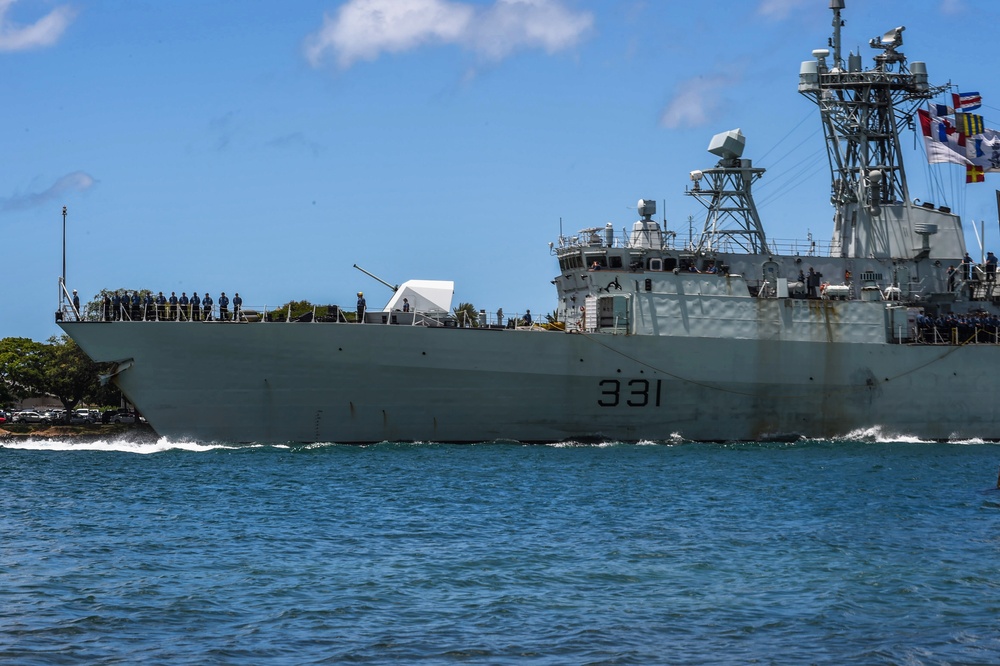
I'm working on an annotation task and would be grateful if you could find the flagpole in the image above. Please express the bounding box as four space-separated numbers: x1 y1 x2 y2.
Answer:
62 206 67 288
60 206 67 313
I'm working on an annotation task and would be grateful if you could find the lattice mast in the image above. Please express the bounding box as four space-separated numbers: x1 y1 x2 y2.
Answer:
797 0 938 258
687 129 770 255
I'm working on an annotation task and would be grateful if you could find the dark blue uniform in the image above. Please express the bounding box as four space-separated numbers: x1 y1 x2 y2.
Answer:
218 293 230 321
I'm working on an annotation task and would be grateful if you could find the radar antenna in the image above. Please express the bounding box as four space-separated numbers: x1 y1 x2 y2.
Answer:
686 129 770 255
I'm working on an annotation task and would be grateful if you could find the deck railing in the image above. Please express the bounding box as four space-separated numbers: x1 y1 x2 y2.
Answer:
72 302 535 329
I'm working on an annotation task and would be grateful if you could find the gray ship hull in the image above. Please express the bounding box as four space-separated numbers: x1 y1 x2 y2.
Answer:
59 317 1000 443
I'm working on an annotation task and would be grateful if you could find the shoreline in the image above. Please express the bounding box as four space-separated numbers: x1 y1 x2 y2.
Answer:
0 423 159 442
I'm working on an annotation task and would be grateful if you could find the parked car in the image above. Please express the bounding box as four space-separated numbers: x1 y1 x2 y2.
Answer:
111 411 136 424
13 411 45 423
69 410 93 425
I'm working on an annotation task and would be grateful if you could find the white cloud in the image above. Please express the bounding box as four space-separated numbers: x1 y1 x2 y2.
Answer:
940 0 965 15
0 0 76 52
471 0 594 60
304 0 593 69
757 0 809 20
659 75 731 129
1 171 96 212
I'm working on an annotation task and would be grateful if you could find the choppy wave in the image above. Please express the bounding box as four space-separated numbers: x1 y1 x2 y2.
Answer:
833 425 990 445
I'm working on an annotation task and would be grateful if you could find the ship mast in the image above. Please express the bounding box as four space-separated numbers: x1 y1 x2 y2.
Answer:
798 0 941 259
687 128 770 255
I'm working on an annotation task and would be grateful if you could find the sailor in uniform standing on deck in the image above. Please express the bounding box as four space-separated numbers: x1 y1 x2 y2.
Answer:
219 292 230 321
202 293 214 321
357 292 366 323
233 293 242 321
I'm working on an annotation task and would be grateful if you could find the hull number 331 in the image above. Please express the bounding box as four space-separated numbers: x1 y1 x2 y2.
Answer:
598 379 663 407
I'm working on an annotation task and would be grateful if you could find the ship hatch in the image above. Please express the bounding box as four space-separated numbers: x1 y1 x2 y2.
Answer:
585 294 630 334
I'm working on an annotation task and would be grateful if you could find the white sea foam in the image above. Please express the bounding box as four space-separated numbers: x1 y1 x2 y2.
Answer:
546 440 619 448
836 426 933 443
0 436 227 454
832 425 996 444
946 435 988 445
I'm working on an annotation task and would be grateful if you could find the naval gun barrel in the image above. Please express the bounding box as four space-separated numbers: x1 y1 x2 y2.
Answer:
353 264 399 292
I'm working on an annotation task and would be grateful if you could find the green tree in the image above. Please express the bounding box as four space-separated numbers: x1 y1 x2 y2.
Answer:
269 300 342 321
0 336 120 416
453 302 479 328
84 287 155 320
0 337 48 406
40 335 106 415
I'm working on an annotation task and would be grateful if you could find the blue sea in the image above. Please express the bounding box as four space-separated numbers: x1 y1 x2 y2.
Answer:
2 433 1000 665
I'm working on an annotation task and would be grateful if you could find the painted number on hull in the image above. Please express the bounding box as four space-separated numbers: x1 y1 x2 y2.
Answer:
598 379 662 407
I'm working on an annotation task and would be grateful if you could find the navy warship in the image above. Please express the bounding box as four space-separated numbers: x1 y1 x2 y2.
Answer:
59 1 1000 443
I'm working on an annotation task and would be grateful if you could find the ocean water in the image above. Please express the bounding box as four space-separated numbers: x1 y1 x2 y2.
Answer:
2 435 1000 665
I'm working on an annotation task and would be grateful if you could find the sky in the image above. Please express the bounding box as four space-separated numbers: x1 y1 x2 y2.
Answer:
4 0 1000 341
